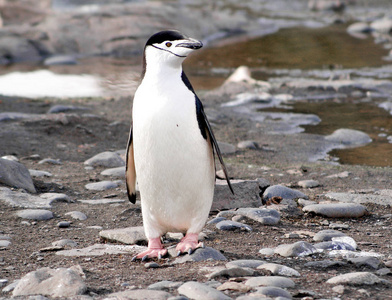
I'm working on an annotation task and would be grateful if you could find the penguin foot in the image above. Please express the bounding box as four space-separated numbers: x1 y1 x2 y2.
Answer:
132 237 167 261
175 233 203 256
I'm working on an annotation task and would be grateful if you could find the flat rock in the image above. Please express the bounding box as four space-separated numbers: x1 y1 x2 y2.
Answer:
217 281 252 293
56 244 144 257
303 202 367 218
325 129 372 148
208 267 254 279
237 140 258 149
178 281 232 300
226 259 265 269
0 240 11 248
304 260 347 269
313 230 347 242
101 166 126 178
173 247 227 263
52 239 78 248
325 191 392 206
274 241 317 257
313 241 355 251
12 267 87 298
40 193 72 203
84 151 125 168
99 227 147 245
147 280 183 291
257 263 300 277
298 180 320 188
85 180 119 191
215 220 252 231
245 276 295 288
251 286 292 299
326 271 390 286
263 185 308 201
0 187 52 208
103 289 172 300
65 211 87 221
29 169 52 178
78 199 125 205
0 158 36 193
236 207 280 225
347 257 381 269
16 209 53 220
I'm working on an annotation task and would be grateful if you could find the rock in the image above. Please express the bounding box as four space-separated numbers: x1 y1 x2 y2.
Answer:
148 280 183 291
173 247 227 263
376 268 392 276
347 22 372 34
263 185 308 202
217 142 236 155
40 193 72 203
251 286 292 299
0 158 36 193
332 236 357 250
326 171 351 179
38 158 62 165
29 169 53 178
274 241 318 257
145 262 160 269
56 244 144 257
235 207 280 225
304 260 347 269
325 191 392 206
237 140 259 149
44 55 78 66
207 217 227 224
47 104 88 114
16 209 53 220
226 259 265 269
12 267 87 297
213 179 262 210
79 198 125 205
347 257 381 269
313 241 355 251
57 221 70 228
258 248 275 256
217 281 252 293
65 211 87 221
0 240 11 248
303 202 367 218
208 267 254 279
101 166 126 178
370 18 392 34
257 263 300 277
215 220 252 231
245 276 295 288
84 151 125 168
308 0 345 11
178 281 232 300
297 180 319 188
325 129 372 148
104 289 172 300
297 199 317 207
0 34 43 64
329 222 350 230
326 272 390 286
85 181 119 191
0 279 8 288
99 227 147 245
0 187 53 208
313 230 347 242
1 155 19 162
52 239 78 248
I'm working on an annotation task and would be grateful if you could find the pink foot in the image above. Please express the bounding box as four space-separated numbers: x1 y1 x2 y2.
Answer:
176 233 204 256
132 237 167 261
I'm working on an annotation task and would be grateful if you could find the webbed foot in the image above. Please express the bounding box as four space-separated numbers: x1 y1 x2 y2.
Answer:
132 237 167 261
175 233 204 256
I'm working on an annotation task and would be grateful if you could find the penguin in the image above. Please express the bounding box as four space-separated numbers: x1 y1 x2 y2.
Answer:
126 30 233 261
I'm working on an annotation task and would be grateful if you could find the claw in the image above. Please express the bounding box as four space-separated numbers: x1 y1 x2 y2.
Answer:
188 248 193 255
158 253 162 260
177 251 181 257
200 242 205 249
131 256 137 262
141 254 148 262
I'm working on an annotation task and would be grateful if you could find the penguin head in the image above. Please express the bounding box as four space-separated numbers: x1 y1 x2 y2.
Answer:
143 30 203 71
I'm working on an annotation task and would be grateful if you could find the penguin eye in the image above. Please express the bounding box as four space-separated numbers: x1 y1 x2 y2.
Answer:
165 42 172 47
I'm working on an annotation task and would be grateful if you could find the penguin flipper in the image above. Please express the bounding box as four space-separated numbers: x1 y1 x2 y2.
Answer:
126 128 137 203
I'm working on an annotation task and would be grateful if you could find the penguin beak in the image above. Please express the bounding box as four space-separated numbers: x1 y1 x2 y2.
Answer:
176 38 203 50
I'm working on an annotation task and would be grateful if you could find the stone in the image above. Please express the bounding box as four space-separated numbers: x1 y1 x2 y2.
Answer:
16 209 53 220
258 248 275 256
40 193 72 203
0 187 56 208
217 142 236 155
104 289 172 300
213 179 261 211
304 260 347 269
347 22 372 33
148 280 183 291
226 259 265 269
0 279 8 288
326 171 351 179
57 221 70 228
313 241 355 251
274 241 318 257
65 211 87 221
325 129 372 148
237 140 258 149
236 207 280 225
12 267 87 297
178 281 232 300
29 169 53 178
84 151 125 168
101 166 126 178
145 262 160 269
217 281 252 293
325 192 392 206
85 181 118 191
303 203 367 218
0 158 36 193
263 185 308 202
99 227 147 245
347 257 381 269
38 158 62 165
326 272 390 286
173 247 227 263
370 18 392 34
207 217 226 224
297 199 316 207
0 240 11 248
47 105 88 114
257 263 300 277
208 267 254 279
52 239 78 248
215 220 252 231
332 236 357 250
376 268 392 276
251 286 292 299
297 180 319 188
56 244 144 257
44 55 78 66
78 199 125 205
313 230 347 242
245 276 295 288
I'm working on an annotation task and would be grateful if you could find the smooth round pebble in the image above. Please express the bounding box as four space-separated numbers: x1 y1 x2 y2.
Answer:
57 221 71 228
303 203 367 218
252 286 292 299
298 180 320 188
313 230 347 242
215 220 252 231
65 211 87 221
85 181 118 191
16 209 53 221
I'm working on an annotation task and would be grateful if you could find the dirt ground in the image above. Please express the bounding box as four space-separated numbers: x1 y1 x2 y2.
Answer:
0 93 391 299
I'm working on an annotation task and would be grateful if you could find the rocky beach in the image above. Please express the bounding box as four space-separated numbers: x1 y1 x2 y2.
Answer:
1 0 392 299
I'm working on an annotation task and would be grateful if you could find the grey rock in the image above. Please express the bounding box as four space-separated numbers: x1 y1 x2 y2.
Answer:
57 221 70 228
252 286 292 299
44 55 78 66
297 180 319 188
29 169 53 178
226 259 265 269
245 276 295 288
52 239 78 248
145 262 160 269
0 279 8 288
303 202 367 218
347 22 372 33
313 230 347 242
104 289 172 300
0 240 11 248
0 112 37 122
101 166 126 178
274 241 317 257
329 222 350 230
326 271 390 286
16 209 53 220
99 227 147 245
347 257 381 269
325 129 372 148
213 179 261 211
47 105 88 114
65 211 87 221
325 191 392 206
332 236 357 250
178 281 231 300
236 207 280 225
85 180 118 191
326 171 351 179
216 220 252 231
0 187 53 208
79 198 125 205
207 217 226 224
376 268 392 276
217 142 236 154
297 199 317 207
0 158 36 193
257 263 300 277
314 241 355 251
174 247 227 263
263 185 308 202
258 248 275 256
370 18 392 34
56 244 144 257
237 140 258 149
304 260 347 269
38 158 62 165
257 178 271 190
40 193 72 203
2 280 19 293
148 281 183 291
208 267 254 279
84 151 125 168
12 267 87 298
0 34 42 64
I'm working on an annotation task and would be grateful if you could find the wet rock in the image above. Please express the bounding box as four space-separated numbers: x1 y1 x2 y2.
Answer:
217 281 252 293
263 185 308 202
56 244 144 257
85 180 119 191
303 202 367 218
325 129 372 148
12 267 87 297
101 166 126 178
326 272 390 286
274 241 318 257
370 18 392 34
257 263 300 277
216 220 252 231
84 151 125 168
251 286 292 299
104 289 172 300
347 257 381 269
0 187 52 208
0 158 36 193
208 267 254 279
178 281 231 300
65 211 87 221
245 276 295 288
226 259 265 269
304 260 347 269
173 247 227 263
297 180 319 188
329 222 350 230
29 169 52 178
16 209 53 220
99 227 147 245
235 207 281 225
313 230 347 242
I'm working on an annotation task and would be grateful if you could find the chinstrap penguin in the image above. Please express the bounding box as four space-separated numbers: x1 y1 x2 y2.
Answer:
126 30 233 261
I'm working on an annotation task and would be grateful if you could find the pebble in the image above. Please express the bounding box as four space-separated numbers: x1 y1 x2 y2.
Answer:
347 257 381 269
313 230 347 242
274 241 318 257
173 247 227 263
100 166 126 178
29 169 53 178
237 140 259 149
0 158 36 193
57 221 71 228
326 171 351 179
16 209 53 220
84 151 125 168
0 240 11 248
52 239 78 248
226 259 265 269
78 199 125 205
217 281 252 293
208 267 254 279
329 222 349 230
235 207 281 225
263 185 308 201
297 180 320 188
303 202 367 218
105 289 172 300
215 220 252 231
178 281 232 300
38 158 62 165
251 286 292 299
216 142 236 155
245 276 295 288
257 263 300 277
326 271 390 286
65 211 87 221
99 226 147 245
297 198 316 207
304 260 346 269
56 244 144 257
145 262 160 269
148 280 183 291
85 180 119 191
258 248 275 256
